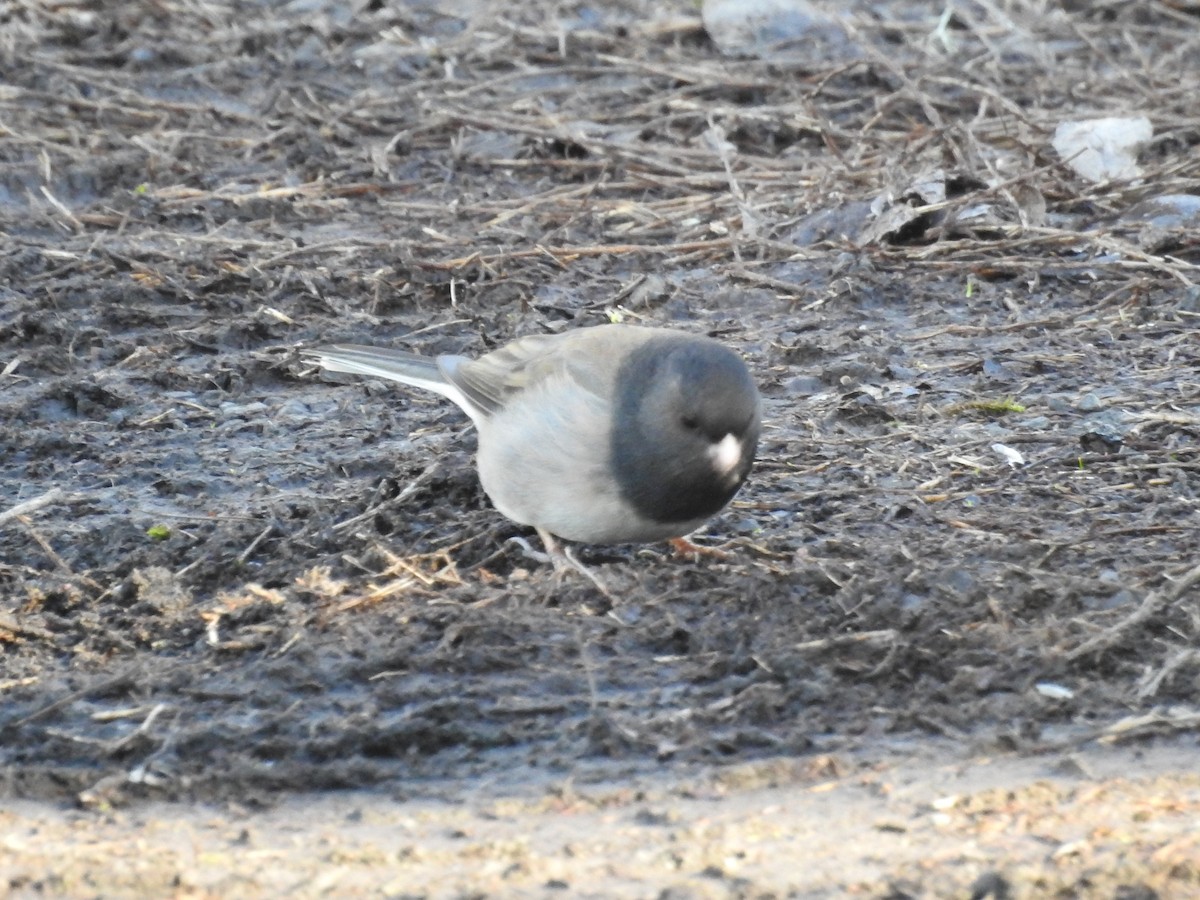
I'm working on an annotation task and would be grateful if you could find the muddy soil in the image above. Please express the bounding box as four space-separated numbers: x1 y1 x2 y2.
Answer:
1 0 1198 896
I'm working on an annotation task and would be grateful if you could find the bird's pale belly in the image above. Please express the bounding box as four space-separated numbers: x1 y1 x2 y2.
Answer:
475 398 703 544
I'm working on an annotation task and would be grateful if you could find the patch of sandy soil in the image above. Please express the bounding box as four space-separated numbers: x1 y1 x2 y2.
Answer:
4 742 1198 898
1 0 1198 896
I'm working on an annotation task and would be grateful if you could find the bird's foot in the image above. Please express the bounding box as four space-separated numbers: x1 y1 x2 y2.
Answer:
534 528 614 599
668 536 734 561
506 535 552 565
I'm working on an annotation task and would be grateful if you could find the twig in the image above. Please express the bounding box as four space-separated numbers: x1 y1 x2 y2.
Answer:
1 670 139 733
1137 648 1200 700
794 629 898 653
18 519 104 591
0 488 67 527
237 520 277 565
1063 561 1200 662
422 238 734 271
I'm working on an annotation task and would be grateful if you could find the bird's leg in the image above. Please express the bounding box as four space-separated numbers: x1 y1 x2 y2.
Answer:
536 528 614 599
504 530 612 596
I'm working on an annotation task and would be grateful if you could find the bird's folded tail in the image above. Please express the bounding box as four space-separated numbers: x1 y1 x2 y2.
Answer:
303 344 462 403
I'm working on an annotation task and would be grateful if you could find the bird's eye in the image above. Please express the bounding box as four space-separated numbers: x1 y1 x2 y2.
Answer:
681 414 700 430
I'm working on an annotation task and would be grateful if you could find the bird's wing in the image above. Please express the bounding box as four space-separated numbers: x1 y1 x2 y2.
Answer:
443 326 651 416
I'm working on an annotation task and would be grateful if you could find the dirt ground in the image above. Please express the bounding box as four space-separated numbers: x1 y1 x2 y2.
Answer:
1 0 1198 896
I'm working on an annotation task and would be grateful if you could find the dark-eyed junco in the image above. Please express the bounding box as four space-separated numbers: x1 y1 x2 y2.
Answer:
304 324 760 553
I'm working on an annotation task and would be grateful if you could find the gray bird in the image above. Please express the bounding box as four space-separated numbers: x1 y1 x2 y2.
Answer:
304 324 760 556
